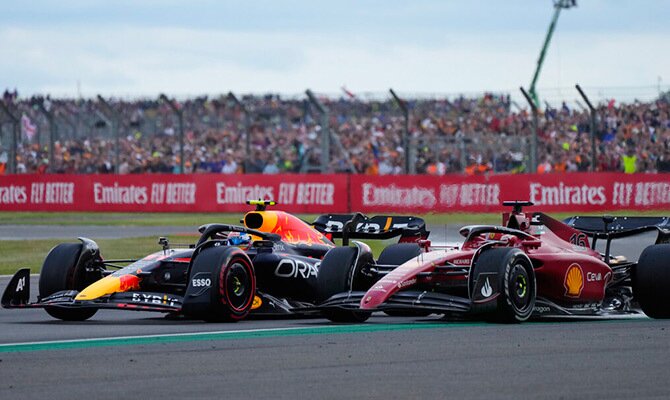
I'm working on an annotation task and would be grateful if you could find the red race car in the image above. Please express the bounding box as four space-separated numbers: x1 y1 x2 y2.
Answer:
315 201 670 323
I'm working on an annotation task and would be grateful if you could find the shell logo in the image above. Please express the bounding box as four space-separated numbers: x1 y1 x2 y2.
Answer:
564 263 584 298
251 295 263 310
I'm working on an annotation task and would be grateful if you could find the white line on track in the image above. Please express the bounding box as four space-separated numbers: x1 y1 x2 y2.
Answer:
0 325 337 348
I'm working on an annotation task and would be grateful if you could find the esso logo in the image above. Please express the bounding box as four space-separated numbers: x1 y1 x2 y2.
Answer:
191 278 211 287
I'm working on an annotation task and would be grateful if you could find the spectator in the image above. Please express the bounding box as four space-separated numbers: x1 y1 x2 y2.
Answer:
263 156 280 174
622 147 637 174
657 148 670 172
537 157 552 174
2 91 668 175
221 150 238 174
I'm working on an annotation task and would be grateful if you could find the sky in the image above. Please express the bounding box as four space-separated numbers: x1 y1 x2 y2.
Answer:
1 0 668 103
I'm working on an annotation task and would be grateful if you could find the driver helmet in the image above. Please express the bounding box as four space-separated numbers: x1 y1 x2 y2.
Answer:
228 232 251 246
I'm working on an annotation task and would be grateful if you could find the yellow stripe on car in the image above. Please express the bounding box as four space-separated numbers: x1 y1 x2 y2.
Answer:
75 276 122 301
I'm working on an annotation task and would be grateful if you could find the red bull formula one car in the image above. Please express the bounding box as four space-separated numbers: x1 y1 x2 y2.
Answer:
1 201 428 322
315 201 670 323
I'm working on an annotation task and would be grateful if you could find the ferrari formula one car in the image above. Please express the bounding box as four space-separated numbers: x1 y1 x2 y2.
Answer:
316 201 670 323
1 200 428 322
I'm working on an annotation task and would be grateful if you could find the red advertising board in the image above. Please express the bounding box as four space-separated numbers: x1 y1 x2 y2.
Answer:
350 173 670 213
0 173 668 213
0 174 348 213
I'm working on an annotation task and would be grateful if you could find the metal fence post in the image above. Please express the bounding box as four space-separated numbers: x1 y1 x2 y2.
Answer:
227 92 251 172
520 86 539 173
96 95 120 173
33 97 57 171
305 90 330 173
159 94 185 174
575 84 597 171
389 88 415 174
459 137 467 174
0 101 19 174
57 110 78 141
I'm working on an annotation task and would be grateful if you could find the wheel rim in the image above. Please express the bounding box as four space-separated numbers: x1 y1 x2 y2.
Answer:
226 262 250 311
509 263 531 312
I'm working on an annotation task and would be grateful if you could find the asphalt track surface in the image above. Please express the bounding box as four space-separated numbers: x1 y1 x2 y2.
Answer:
1 226 669 399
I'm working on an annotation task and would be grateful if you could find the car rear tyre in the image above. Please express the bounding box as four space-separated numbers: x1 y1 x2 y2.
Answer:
39 243 99 321
377 243 421 265
471 247 536 323
377 243 431 317
635 244 670 318
317 246 371 323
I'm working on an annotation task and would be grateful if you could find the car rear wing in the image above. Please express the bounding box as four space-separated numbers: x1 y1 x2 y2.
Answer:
564 215 670 250
312 213 429 245
564 216 670 234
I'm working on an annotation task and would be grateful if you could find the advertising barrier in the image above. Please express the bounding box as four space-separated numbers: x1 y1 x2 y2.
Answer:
0 173 668 213
0 174 348 213
350 173 670 213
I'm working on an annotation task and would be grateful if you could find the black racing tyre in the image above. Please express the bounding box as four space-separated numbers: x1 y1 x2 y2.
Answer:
317 246 371 323
39 243 98 321
378 243 430 317
194 247 256 322
635 244 670 318
377 243 421 266
472 247 536 323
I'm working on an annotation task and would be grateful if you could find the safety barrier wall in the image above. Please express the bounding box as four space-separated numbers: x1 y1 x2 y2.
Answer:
0 173 669 213
350 173 670 213
0 174 348 213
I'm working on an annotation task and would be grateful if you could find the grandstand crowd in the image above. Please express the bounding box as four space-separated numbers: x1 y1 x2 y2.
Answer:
1 88 669 175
